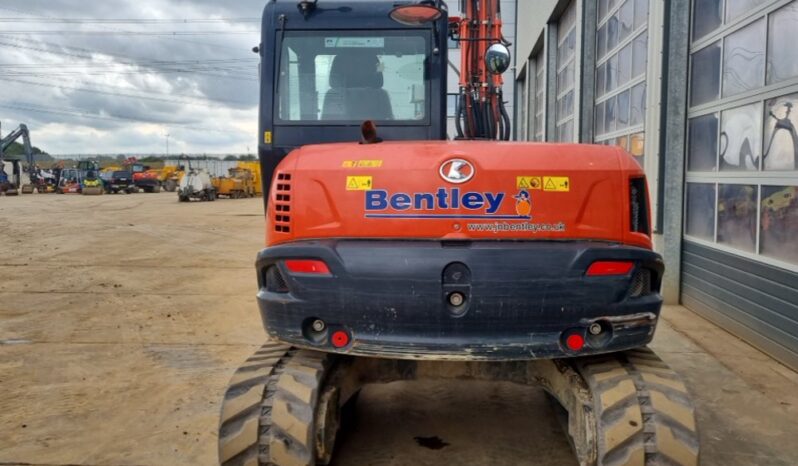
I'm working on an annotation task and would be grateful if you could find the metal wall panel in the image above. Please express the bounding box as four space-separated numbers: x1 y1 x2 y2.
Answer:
681 241 798 370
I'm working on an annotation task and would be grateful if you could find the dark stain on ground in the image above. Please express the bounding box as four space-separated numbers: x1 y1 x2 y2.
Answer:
413 436 449 450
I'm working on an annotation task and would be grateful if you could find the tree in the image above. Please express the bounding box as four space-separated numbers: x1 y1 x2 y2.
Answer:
224 155 238 161
239 154 257 161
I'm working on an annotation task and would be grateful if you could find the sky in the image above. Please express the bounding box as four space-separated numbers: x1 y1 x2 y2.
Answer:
0 1 264 156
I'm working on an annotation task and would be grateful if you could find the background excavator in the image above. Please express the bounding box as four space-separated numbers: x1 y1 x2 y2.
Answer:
217 2 700 466
0 122 41 194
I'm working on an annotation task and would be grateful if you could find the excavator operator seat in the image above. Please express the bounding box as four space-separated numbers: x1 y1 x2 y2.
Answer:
322 52 394 121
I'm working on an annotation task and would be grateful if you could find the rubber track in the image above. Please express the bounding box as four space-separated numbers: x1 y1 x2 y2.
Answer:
218 342 293 466
575 347 699 466
268 350 333 466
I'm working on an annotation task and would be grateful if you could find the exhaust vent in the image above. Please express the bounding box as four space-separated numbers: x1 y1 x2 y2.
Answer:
629 177 650 235
274 172 292 233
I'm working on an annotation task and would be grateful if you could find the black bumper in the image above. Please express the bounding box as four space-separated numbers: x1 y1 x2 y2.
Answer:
256 240 664 360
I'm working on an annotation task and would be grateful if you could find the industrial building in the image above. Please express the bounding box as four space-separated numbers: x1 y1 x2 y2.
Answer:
510 0 798 370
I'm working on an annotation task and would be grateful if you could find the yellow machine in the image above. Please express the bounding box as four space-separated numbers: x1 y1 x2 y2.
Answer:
236 161 262 196
152 166 183 192
211 167 255 198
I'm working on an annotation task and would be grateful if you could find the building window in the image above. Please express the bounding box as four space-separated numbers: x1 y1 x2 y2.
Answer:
556 1 577 142
595 0 649 167
532 53 546 141
685 0 798 269
517 72 528 140
447 93 458 118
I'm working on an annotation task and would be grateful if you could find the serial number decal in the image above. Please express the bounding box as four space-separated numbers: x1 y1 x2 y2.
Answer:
342 160 383 168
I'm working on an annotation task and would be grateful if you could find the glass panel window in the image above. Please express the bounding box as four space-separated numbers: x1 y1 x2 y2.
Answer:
618 43 633 86
767 3 798 85
686 2 798 268
634 0 649 29
617 89 631 129
595 0 648 149
760 185 798 264
726 0 767 23
596 62 606 97
690 42 721 107
722 19 765 98
619 0 634 42
764 93 798 171
632 32 648 78
688 113 719 171
605 95 617 133
517 78 527 140
447 94 457 118
686 183 716 240
717 184 757 252
693 0 722 41
607 54 618 91
556 1 578 141
607 14 619 51
630 83 646 126
597 24 607 60
534 54 546 141
595 101 606 135
720 103 762 171
630 132 645 167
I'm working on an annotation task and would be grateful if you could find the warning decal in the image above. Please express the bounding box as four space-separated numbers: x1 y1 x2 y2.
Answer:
346 176 373 191
516 176 542 189
543 176 570 192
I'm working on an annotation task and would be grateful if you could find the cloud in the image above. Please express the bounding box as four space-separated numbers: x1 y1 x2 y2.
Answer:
0 0 263 156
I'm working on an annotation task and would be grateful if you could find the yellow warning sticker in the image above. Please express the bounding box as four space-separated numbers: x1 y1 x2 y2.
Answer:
342 160 383 168
543 176 570 192
517 176 542 190
264 131 272 144
346 176 373 191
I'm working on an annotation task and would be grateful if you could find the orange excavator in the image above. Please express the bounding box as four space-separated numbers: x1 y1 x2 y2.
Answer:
217 2 699 466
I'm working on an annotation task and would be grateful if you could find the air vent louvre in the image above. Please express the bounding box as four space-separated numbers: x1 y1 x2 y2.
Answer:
273 172 292 233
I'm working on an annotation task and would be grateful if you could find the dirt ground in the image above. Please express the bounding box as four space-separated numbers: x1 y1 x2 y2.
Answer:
1 192 797 466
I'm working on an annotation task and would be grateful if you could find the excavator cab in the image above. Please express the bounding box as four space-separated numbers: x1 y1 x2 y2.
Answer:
256 0 448 200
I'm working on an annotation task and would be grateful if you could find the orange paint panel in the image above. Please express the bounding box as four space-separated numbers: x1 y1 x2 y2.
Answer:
265 141 651 250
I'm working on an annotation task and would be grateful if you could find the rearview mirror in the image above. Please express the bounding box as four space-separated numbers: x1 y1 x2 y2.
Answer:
485 43 511 75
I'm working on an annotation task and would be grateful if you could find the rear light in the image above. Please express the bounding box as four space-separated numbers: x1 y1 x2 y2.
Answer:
629 177 650 235
284 259 331 275
565 334 585 351
331 330 350 348
586 261 635 276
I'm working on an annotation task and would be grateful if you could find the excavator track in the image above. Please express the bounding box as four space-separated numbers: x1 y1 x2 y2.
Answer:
219 345 698 466
218 342 293 466
574 348 699 466
219 344 337 466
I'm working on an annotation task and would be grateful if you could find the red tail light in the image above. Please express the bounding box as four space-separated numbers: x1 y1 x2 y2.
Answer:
284 259 331 275
565 333 585 351
586 261 635 276
331 330 350 348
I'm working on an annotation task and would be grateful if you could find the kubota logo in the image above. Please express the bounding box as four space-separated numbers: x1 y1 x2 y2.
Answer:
439 159 474 184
